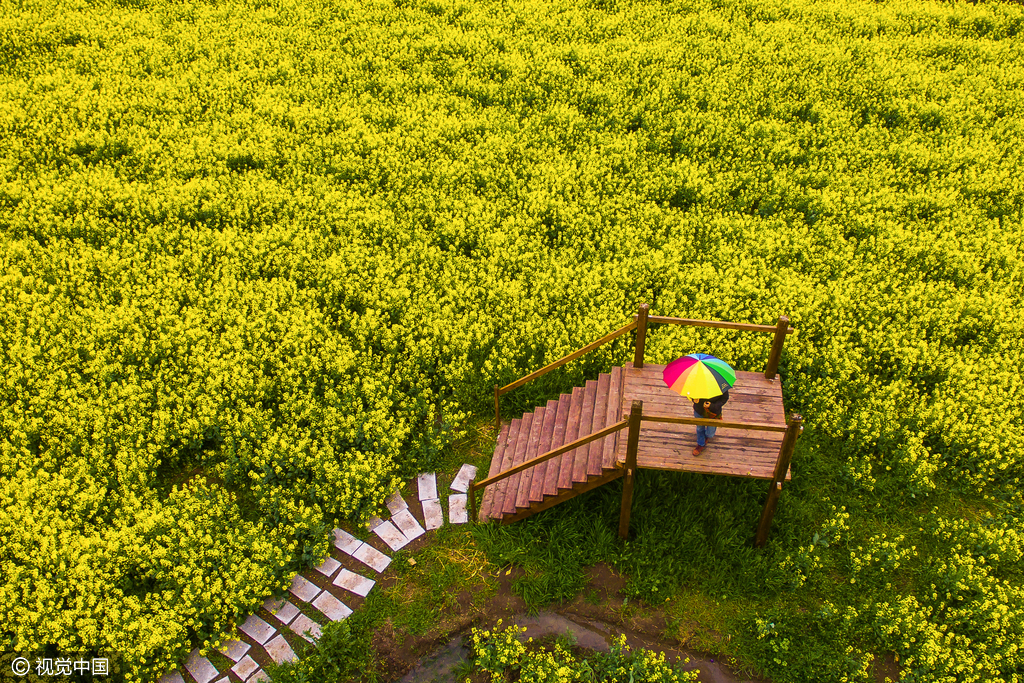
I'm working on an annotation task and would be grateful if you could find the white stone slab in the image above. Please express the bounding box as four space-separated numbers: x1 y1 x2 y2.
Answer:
218 639 250 663
367 515 385 531
239 615 275 645
449 493 468 524
313 591 353 621
315 555 342 578
352 542 392 573
372 519 410 551
417 472 438 501
265 634 298 665
186 658 214 683
392 508 425 541
250 670 269 683
386 489 409 514
185 650 218 683
158 672 184 683
214 678 229 683
288 574 322 603
289 613 322 642
231 655 258 680
266 599 300 625
422 498 444 530
450 463 479 492
333 528 363 555
333 568 376 597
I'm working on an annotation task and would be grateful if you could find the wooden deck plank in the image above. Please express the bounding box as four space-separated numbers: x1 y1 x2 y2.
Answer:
628 377 783 398
572 380 598 484
528 400 559 504
639 404 785 427
489 418 522 520
633 389 784 407
626 367 782 391
513 406 547 512
500 412 534 517
603 366 623 470
635 396 785 419
622 430 785 457
480 422 510 522
587 373 610 477
636 455 790 480
557 387 586 490
636 423 785 445
623 387 785 413
543 394 572 497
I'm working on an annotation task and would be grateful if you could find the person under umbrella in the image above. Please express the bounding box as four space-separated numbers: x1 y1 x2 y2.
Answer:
662 353 736 456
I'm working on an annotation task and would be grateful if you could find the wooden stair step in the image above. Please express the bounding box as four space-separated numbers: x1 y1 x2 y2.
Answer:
527 399 559 504
543 394 572 498
557 386 586 491
498 413 534 518
571 380 599 484
506 407 545 515
586 373 611 477
479 422 510 521
603 365 623 470
487 418 522 521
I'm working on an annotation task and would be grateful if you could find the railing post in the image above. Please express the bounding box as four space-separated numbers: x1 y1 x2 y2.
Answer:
633 304 650 369
618 400 643 539
763 315 789 380
755 412 803 547
494 385 501 432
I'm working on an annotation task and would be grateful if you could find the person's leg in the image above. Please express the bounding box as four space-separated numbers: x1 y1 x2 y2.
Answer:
706 424 717 442
694 409 706 446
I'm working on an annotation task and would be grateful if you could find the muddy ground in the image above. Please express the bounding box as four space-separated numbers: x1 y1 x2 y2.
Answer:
366 482 899 683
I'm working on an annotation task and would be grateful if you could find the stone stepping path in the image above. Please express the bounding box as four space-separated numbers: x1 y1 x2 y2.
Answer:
159 465 477 683
373 519 411 551
450 494 469 524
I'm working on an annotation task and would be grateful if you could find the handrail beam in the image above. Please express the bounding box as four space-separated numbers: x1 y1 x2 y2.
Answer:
498 321 638 396
637 315 795 335
473 418 629 491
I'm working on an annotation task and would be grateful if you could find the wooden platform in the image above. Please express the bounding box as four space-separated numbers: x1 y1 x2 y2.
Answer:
615 362 789 480
477 362 792 524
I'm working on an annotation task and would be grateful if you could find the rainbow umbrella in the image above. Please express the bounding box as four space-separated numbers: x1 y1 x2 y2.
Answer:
662 353 736 399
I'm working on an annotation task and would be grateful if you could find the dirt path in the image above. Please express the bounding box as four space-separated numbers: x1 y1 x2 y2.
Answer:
376 561 769 683
396 609 767 683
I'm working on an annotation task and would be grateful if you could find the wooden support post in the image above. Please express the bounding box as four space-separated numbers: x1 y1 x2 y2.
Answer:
633 304 650 369
763 315 789 380
754 412 803 547
494 385 501 432
469 483 477 523
618 400 643 539
754 481 782 548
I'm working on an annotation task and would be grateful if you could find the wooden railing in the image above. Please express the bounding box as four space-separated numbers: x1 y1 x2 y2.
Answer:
493 320 638 431
639 415 788 433
493 304 796 431
632 305 796 378
469 418 631 521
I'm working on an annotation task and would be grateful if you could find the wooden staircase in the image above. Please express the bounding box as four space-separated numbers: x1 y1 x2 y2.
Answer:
478 367 627 523
473 305 801 546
